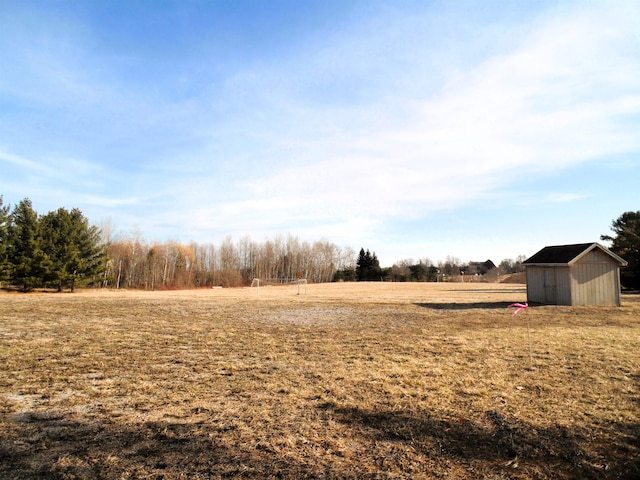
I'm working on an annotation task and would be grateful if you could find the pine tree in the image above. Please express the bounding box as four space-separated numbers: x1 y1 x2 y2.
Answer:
0 196 10 283
356 248 382 281
7 198 52 291
39 207 105 291
601 211 640 290
69 208 105 291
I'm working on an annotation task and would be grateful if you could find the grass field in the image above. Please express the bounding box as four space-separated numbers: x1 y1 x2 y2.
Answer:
1 283 638 479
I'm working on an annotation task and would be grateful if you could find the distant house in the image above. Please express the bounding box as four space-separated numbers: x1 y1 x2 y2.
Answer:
523 243 627 306
467 260 496 276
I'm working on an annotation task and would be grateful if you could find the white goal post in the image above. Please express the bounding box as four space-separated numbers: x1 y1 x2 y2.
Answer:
250 278 307 294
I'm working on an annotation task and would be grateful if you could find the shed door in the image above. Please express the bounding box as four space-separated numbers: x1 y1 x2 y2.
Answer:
544 268 557 304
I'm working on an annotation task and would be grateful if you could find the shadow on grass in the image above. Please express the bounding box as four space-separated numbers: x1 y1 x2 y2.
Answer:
621 289 640 295
415 301 525 310
0 412 325 480
2 405 637 479
450 288 526 294
324 404 639 480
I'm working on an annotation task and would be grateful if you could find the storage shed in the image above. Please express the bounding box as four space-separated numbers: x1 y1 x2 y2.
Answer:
523 243 627 306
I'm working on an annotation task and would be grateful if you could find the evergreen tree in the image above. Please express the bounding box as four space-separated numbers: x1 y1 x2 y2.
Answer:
7 198 52 291
356 248 367 281
356 248 382 281
333 266 356 282
69 209 105 290
39 207 105 291
0 196 10 283
601 211 640 290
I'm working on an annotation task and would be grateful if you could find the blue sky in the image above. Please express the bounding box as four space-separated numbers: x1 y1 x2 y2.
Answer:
1 1 639 266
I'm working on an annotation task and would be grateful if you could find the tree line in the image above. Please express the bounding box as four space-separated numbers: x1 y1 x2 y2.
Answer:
0 197 356 290
1 196 638 291
335 250 527 283
332 211 640 288
101 228 355 289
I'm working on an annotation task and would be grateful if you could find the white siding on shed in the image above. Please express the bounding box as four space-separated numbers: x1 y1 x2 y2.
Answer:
555 267 572 305
526 266 571 305
571 249 621 306
525 267 544 304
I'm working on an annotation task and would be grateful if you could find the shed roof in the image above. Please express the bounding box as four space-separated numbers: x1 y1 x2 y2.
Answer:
523 242 627 266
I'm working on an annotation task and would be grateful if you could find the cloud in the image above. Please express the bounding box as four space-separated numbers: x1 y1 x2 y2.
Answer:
1 1 638 259
0 149 53 175
226 11 638 225
185 3 638 239
0 146 131 215
545 193 589 203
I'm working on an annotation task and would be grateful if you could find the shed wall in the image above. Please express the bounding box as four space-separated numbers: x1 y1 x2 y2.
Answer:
555 267 572 305
570 249 621 306
525 267 544 304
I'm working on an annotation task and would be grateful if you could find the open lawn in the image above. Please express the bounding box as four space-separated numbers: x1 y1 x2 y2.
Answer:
0 283 638 479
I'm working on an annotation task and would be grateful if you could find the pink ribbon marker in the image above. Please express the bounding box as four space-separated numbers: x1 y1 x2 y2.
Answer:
508 302 528 316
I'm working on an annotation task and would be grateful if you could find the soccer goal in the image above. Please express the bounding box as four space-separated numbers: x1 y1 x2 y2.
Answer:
250 278 307 294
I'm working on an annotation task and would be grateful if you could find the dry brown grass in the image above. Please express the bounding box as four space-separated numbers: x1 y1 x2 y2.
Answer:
0 283 638 479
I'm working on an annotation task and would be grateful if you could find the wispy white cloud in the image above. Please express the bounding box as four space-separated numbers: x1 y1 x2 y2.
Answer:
0 149 53 175
545 193 588 203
